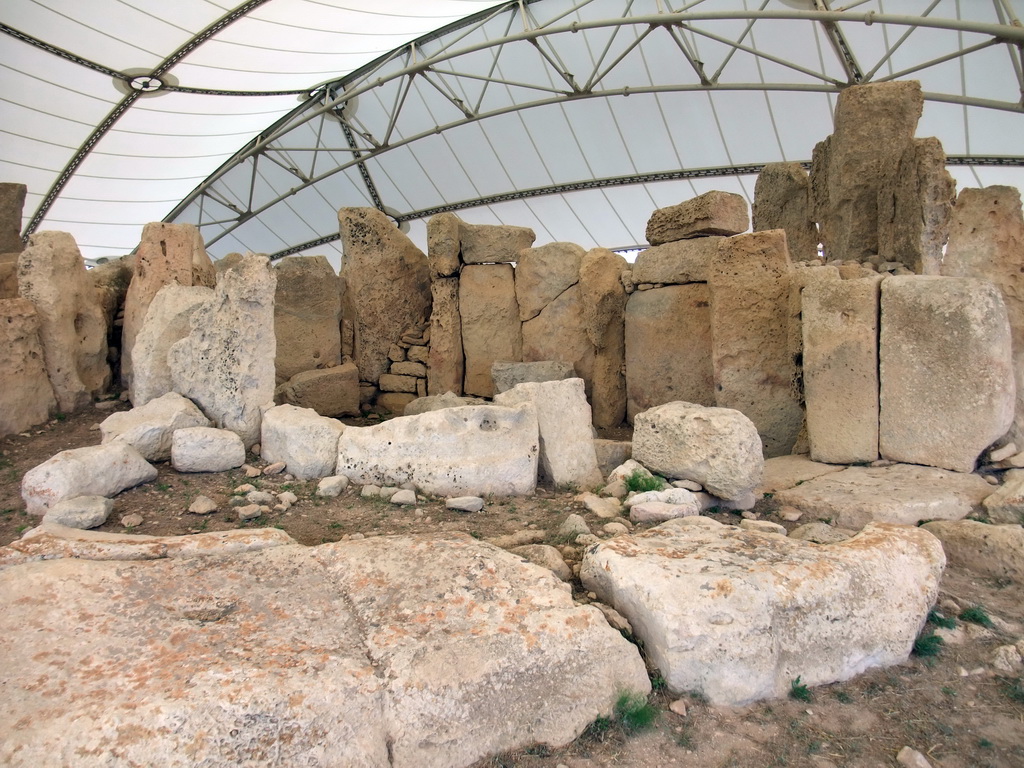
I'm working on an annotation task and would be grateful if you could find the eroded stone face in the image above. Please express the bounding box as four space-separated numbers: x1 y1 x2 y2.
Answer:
645 191 749 245
459 264 521 398
273 255 341 384
0 297 56 436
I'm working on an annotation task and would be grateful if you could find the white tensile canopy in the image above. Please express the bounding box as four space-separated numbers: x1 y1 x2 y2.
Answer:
2 0 1023 267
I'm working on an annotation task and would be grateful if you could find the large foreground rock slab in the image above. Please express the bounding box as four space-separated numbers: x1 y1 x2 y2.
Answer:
338 404 540 497
21 443 157 515
922 520 1024 583
581 518 944 706
0 534 649 768
774 463 993 530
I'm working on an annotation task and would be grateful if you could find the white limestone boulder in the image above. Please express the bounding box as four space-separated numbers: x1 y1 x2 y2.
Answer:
922 519 1024 583
260 404 344 480
0 533 649 768
171 427 246 473
494 378 602 490
100 392 211 461
581 518 944 706
337 404 539 497
632 401 763 500
774 463 994 530
40 496 113 530
21 443 157 515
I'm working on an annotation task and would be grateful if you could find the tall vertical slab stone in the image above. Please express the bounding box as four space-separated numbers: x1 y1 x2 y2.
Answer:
460 264 521 397
802 276 881 464
273 255 341 384
880 276 1014 472
427 277 464 396
426 212 462 278
877 137 955 274
0 183 26 256
811 81 923 262
753 162 819 262
338 208 431 384
18 232 110 413
0 298 56 436
581 248 628 428
515 242 585 322
169 254 277 448
942 186 1024 448
709 229 802 457
624 284 714 423
522 284 594 403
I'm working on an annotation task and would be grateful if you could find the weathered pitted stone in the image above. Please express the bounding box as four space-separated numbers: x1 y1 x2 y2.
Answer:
459 222 536 264
709 230 801 456
494 379 603 489
404 391 488 416
757 454 844 495
130 285 212 405
879 276 1014 472
0 533 649 767
21 443 157 515
100 392 211 461
122 222 215 387
802 276 881 464
624 284 714 421
492 360 575 393
0 182 26 254
646 191 749 245
426 211 462 278
811 80 924 262
787 264 841 387
632 402 763 500
580 248 628 428
509 543 574 581
427 276 464 396
274 362 360 417
877 137 955 274
41 496 113 530
581 519 944 706
521 284 595 403
338 207 431 384
631 237 722 285
788 522 854 545
0 260 17 299
0 298 56 436
942 186 1024 448
775 463 993 530
337 404 539 497
515 242 584 322
922 519 1024 583
169 254 277 447
460 264 521 397
753 162 818 262
260 404 344 480
274 255 341 384
171 426 246 473
18 231 110 412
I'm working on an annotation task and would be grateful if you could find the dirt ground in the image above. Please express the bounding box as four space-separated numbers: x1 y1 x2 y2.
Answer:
2 404 1023 768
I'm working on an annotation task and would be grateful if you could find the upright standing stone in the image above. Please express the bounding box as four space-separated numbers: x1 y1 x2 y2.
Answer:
169 254 277 448
942 186 1024 448
709 229 801 457
426 212 462 278
625 284 713 422
338 208 431 384
0 183 26 255
121 222 215 387
18 232 110 413
460 264 521 397
802 276 881 464
877 137 955 274
880 276 1014 472
0 298 56 436
753 163 819 262
787 264 841 392
515 242 584 321
460 223 535 264
130 285 213 406
646 191 749 245
427 277 464 396
274 255 341 384
521 285 594 402
580 248 628 428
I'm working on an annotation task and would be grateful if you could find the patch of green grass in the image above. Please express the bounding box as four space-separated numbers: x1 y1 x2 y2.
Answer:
927 608 957 629
959 605 994 628
941 685 957 697
833 690 853 704
327 521 343 530
16 523 30 533
614 691 659 733
156 483 171 492
789 676 812 702
913 631 944 657
54 413 66 422
675 727 696 751
650 673 667 693
978 738 994 749
1001 677 1024 703
624 469 665 494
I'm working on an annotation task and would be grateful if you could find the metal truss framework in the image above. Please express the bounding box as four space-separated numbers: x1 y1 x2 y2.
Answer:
164 0 1024 257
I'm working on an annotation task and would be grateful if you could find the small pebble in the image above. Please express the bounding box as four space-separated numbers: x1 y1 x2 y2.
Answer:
236 504 262 521
263 462 286 475
121 513 143 528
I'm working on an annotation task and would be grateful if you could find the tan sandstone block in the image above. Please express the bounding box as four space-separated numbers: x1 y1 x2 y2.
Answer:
0 298 56 436
460 222 535 264
646 191 749 246
460 264 521 397
427 277 464 396
274 255 341 384
426 212 462 278
631 237 723 284
753 162 819 262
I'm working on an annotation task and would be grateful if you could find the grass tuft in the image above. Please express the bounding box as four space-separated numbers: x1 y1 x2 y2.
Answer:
959 604 994 628
789 676 812 702
624 469 665 494
913 631 944 657
927 608 957 629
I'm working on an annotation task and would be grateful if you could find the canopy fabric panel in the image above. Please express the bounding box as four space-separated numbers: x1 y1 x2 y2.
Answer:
2 0 1023 264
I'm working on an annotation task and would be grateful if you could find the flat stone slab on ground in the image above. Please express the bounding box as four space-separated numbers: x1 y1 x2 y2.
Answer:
921 520 1024 583
774 463 993 530
757 454 845 495
0 533 649 768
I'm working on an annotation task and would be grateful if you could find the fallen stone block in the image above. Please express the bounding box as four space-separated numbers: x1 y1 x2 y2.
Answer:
274 362 360 417
921 519 1024 583
21 443 157 515
260 404 344 480
100 391 211 461
646 191 749 245
338 403 539 497
581 519 944 706
171 426 246 473
40 496 113 530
